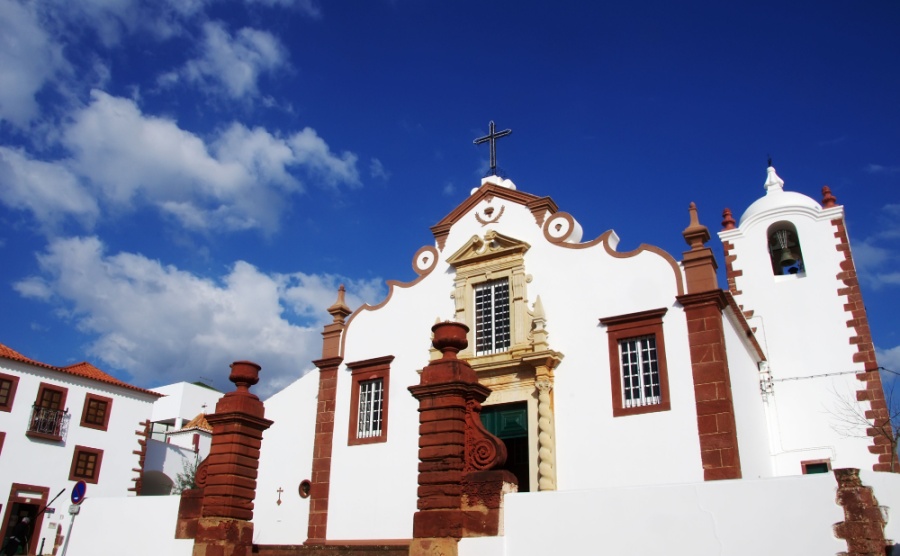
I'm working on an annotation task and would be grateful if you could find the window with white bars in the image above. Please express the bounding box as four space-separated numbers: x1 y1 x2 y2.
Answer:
619 335 661 408
474 278 511 356
356 378 384 439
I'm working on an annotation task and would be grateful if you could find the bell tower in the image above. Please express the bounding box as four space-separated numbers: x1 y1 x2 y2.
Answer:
719 164 892 474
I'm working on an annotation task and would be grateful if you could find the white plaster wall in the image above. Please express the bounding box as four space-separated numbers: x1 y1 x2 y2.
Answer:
0 359 156 553
253 369 319 544
497 474 845 556
721 199 878 473
151 382 223 424
145 439 198 483
65 496 192 556
859 470 900 548
722 310 773 479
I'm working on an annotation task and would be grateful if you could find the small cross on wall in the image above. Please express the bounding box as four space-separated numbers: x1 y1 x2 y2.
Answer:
276 487 284 506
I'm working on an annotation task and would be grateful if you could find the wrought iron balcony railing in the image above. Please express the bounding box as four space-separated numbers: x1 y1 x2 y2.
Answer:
27 405 70 441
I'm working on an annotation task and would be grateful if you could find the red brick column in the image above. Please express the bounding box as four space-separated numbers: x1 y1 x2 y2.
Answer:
680 203 742 480
306 356 341 543
833 468 890 555
193 361 273 556
305 286 351 544
678 291 743 480
408 322 515 556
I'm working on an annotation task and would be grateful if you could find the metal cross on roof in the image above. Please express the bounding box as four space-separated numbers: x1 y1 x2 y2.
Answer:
473 120 512 176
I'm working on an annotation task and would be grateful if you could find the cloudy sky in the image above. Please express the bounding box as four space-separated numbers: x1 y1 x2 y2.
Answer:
1 0 898 397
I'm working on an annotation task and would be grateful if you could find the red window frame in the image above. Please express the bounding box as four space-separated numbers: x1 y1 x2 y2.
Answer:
0 432 5 457
80 393 113 431
0 372 19 412
600 308 671 417
27 382 69 441
801 459 832 474
347 355 393 446
69 445 104 483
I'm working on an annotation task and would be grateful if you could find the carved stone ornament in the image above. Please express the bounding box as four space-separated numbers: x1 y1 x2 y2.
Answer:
464 398 507 472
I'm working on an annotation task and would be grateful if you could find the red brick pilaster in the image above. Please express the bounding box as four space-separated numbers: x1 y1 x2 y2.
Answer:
678 291 743 480
306 286 352 544
408 322 515 555
832 217 897 472
306 356 341 544
194 360 273 556
833 468 890 555
680 204 741 481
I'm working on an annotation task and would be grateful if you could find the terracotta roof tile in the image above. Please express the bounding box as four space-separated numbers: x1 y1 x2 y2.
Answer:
0 342 161 397
176 413 212 433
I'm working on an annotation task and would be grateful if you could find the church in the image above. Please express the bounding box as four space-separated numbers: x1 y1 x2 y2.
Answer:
245 143 895 551
66 128 900 556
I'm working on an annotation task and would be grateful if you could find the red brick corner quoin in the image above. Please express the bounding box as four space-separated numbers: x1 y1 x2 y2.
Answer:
832 218 896 472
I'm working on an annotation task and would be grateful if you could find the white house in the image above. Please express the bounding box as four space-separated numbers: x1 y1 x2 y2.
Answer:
0 342 160 555
142 382 222 495
248 165 892 546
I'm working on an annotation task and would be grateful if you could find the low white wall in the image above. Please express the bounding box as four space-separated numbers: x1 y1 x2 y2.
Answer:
489 474 847 556
65 496 191 556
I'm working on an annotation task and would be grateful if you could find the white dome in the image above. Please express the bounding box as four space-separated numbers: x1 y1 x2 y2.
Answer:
739 166 821 225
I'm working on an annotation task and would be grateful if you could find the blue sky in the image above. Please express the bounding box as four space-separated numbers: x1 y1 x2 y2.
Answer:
0 0 898 397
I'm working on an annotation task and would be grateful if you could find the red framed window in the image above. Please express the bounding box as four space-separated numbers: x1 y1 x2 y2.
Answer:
347 356 393 446
80 394 113 431
0 373 19 412
600 308 671 417
69 446 104 483
801 459 832 475
28 383 69 440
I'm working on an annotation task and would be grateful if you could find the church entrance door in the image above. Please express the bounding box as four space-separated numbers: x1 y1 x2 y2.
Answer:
480 402 530 492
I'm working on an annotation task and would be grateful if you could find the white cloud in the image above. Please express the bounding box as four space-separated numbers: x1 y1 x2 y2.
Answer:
0 0 69 127
45 90 359 232
179 22 288 100
14 236 385 395
246 0 322 19
369 158 390 180
878 345 900 374
0 147 100 229
865 164 900 175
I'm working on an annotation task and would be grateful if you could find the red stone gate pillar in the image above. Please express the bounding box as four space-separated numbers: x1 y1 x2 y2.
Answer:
408 321 516 556
193 360 273 556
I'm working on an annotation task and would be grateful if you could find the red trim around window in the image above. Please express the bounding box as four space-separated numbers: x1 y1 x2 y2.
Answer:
801 459 832 474
0 432 5 456
80 393 113 431
69 445 104 483
600 308 671 417
347 355 394 446
27 383 70 441
0 372 20 412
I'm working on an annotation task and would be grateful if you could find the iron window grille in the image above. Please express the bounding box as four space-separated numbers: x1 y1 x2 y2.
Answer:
474 278 511 356
619 335 661 408
356 378 384 439
28 405 71 440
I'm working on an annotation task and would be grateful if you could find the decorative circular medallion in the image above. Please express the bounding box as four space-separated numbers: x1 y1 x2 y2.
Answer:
543 212 577 244
412 245 439 276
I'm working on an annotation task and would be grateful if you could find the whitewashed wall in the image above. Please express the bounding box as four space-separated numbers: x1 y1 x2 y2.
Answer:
150 382 223 427
64 496 191 556
479 473 849 556
253 370 319 544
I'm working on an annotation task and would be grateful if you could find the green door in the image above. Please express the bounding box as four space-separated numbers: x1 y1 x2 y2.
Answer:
480 402 530 492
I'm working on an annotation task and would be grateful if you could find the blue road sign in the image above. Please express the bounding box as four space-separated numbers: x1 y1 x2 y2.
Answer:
71 481 87 505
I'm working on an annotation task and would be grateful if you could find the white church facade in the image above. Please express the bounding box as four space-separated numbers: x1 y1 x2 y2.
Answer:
249 164 894 547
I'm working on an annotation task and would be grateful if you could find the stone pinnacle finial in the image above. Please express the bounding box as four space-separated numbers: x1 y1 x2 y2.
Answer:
822 185 837 208
327 284 352 323
431 321 469 360
722 208 736 230
682 202 711 249
764 165 785 193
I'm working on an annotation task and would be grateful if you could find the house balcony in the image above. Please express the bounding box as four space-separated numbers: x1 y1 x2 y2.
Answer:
26 405 70 442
